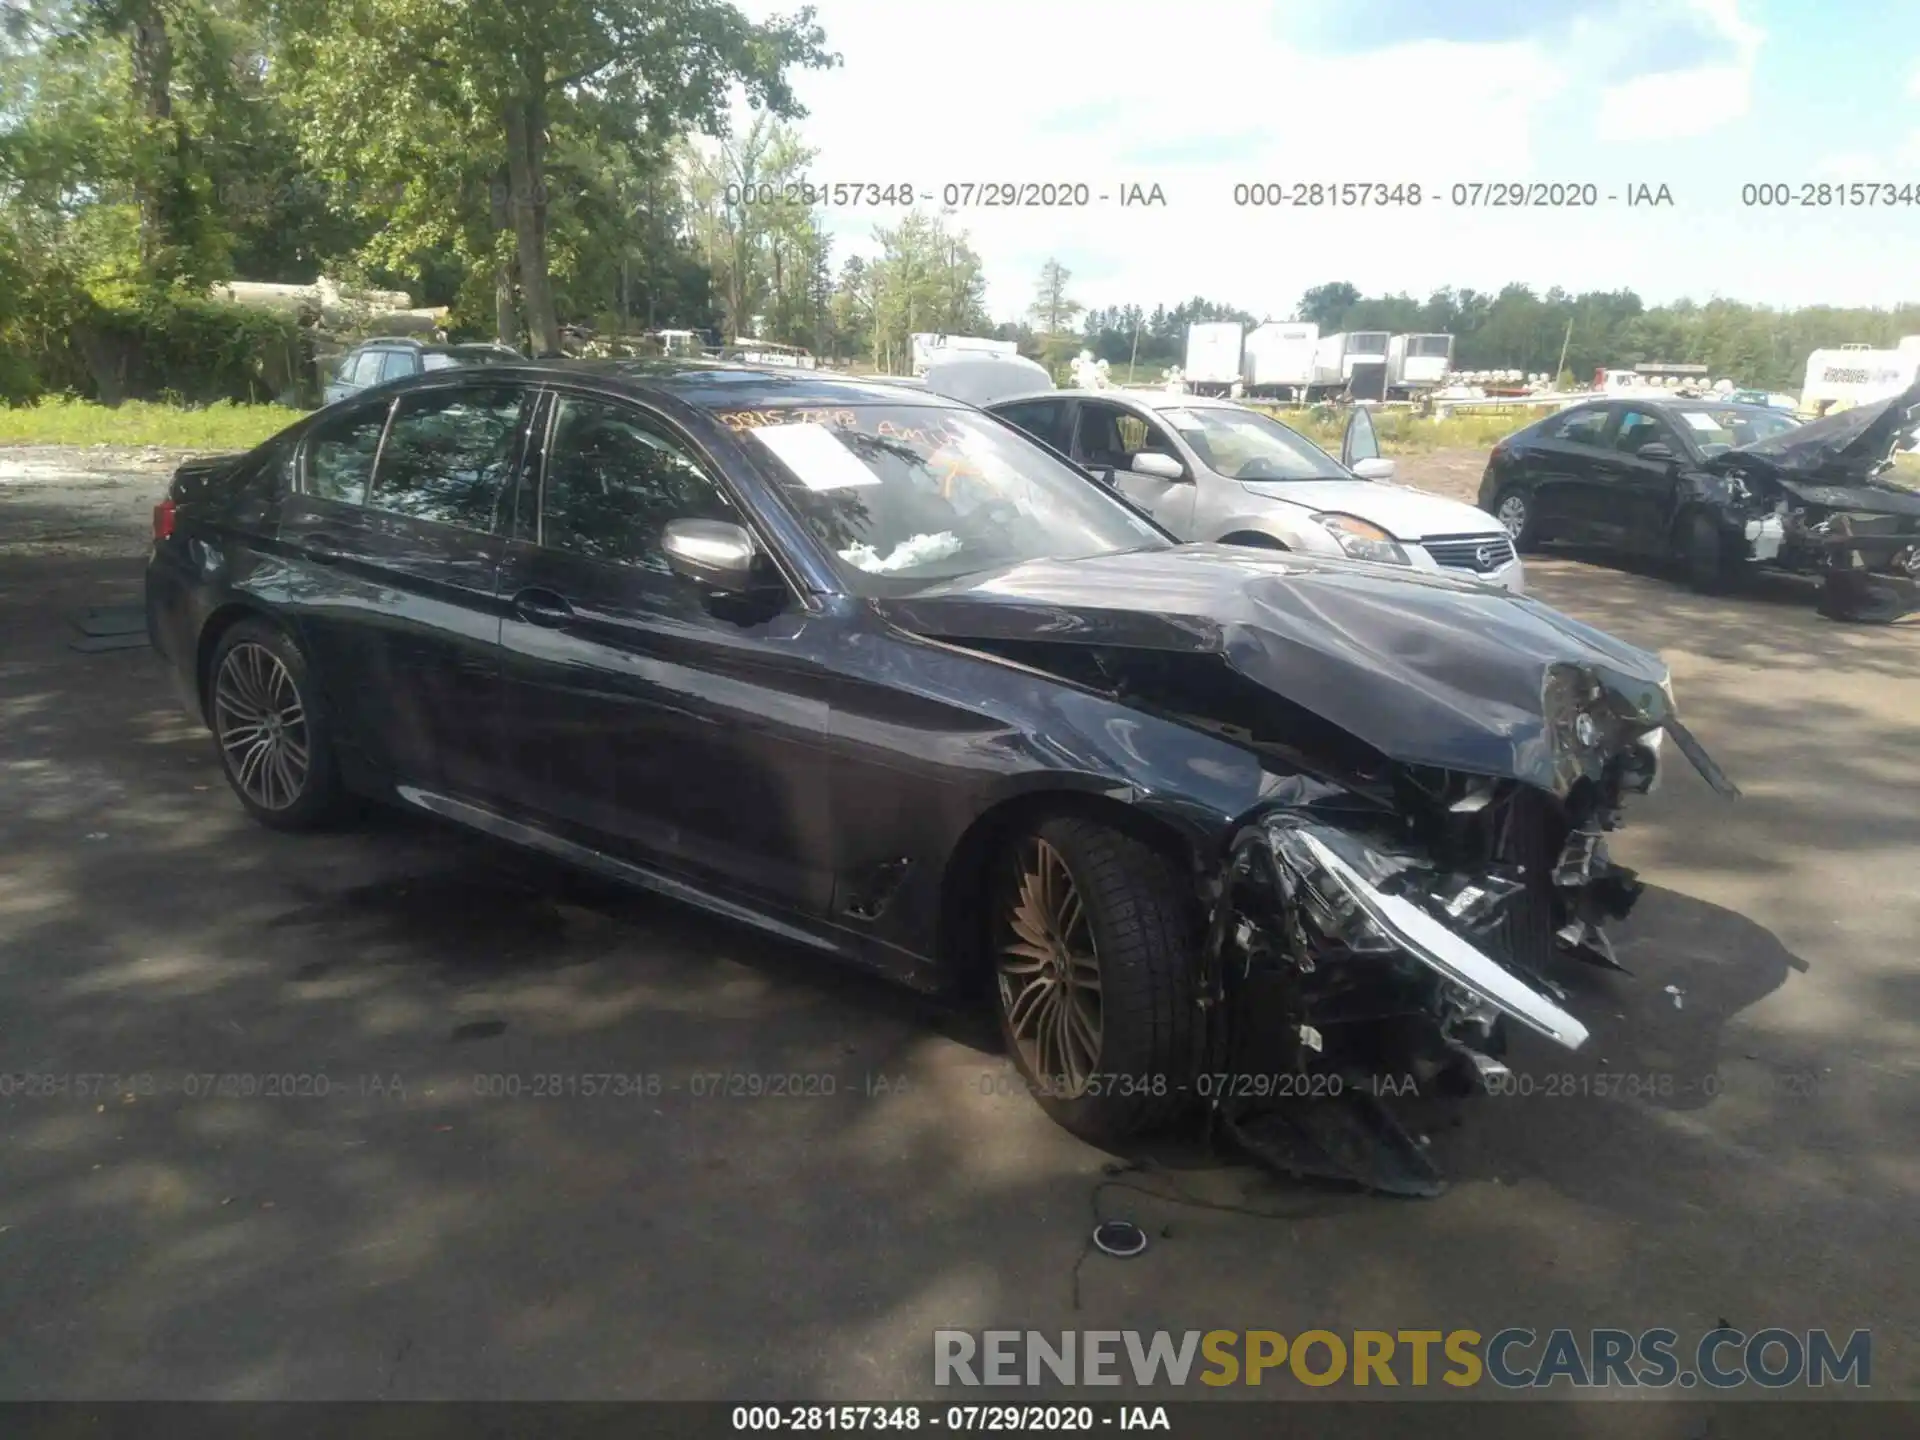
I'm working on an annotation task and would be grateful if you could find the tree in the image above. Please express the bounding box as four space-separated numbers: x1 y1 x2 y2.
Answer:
273 0 836 353
1295 281 1360 330
1028 257 1081 335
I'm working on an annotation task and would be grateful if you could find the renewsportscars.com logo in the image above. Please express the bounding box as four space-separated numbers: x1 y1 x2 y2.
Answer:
933 1328 1872 1390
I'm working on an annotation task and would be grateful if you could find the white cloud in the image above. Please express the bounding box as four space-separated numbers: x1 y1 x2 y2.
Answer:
1590 0 1765 141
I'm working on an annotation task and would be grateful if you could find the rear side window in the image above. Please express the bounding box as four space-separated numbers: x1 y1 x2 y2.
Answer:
379 350 416 383
367 384 529 531
303 402 391 504
1547 408 1609 446
994 399 1070 452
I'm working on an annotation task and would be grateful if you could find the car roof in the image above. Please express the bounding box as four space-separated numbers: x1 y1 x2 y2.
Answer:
374 357 972 412
986 388 1248 411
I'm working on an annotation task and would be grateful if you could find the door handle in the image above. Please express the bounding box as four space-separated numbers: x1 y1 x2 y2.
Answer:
511 587 575 626
304 533 344 565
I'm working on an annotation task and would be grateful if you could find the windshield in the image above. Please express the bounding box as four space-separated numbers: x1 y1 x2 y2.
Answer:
1678 406 1803 455
1153 404 1350 482
719 403 1170 592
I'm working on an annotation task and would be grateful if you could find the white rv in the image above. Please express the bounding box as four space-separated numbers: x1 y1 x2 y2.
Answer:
911 332 1019 377
1386 334 1454 398
1308 331 1392 401
1241 322 1319 399
1799 338 1920 411
1183 322 1245 396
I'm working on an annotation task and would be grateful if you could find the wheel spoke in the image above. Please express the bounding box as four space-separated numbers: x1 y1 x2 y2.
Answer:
1005 973 1052 1040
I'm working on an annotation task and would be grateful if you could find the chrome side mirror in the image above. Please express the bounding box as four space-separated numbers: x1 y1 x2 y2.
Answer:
662 518 760 593
1129 451 1188 481
1352 456 1397 481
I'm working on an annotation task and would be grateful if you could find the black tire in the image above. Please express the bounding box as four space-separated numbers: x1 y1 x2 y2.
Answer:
1492 488 1539 552
206 618 348 831
1680 511 1733 593
990 817 1198 1143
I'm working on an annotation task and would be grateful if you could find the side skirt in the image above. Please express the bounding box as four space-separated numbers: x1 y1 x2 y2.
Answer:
392 785 947 992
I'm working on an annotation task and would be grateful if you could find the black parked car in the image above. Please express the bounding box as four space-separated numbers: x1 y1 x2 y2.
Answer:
146 360 1730 1188
1477 389 1920 615
323 338 521 405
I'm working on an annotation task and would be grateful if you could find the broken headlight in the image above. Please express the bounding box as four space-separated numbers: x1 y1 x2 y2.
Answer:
1237 817 1589 1050
1311 513 1411 566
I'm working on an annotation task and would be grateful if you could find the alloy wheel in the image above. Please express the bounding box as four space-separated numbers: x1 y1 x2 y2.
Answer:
1495 494 1528 541
999 837 1104 1096
213 641 311 811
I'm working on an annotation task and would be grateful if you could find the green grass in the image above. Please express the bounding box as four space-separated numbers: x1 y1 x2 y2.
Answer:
1253 404 1554 455
0 398 305 451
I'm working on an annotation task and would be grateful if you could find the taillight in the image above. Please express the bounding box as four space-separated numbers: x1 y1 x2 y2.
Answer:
152 499 176 539
1490 440 1509 460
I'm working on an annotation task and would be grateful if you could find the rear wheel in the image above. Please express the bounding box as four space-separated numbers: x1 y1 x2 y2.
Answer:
991 818 1198 1143
1493 489 1539 552
208 619 346 830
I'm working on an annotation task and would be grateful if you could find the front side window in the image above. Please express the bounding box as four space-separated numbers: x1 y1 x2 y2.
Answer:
541 395 738 571
1075 404 1178 470
349 350 386 387
366 384 527 530
379 350 416 383
719 402 1168 594
1152 404 1349 482
303 401 391 504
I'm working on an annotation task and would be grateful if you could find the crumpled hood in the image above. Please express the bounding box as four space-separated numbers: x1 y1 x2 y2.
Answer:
1238 479 1505 540
878 543 1676 794
1724 379 1920 494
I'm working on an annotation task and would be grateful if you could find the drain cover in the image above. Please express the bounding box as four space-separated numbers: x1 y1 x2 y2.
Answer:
1092 1220 1149 1258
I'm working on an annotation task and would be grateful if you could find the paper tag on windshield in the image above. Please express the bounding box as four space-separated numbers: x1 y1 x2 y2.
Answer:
1681 412 1719 432
1161 409 1204 430
750 422 880 490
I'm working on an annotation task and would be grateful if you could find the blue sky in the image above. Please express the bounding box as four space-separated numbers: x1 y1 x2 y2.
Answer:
745 0 1920 323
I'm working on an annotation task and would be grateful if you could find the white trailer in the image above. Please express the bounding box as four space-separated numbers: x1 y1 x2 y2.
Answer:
1183 322 1245 396
1800 338 1920 411
1241 322 1319 399
1386 333 1454 398
1307 331 1391 401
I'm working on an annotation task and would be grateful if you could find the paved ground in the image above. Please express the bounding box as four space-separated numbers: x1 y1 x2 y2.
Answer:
1 446 1915 1409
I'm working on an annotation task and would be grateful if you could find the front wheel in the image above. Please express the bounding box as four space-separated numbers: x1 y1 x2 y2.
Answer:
991 817 1198 1143
1493 488 1539 552
208 619 348 830
1680 511 1735 594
